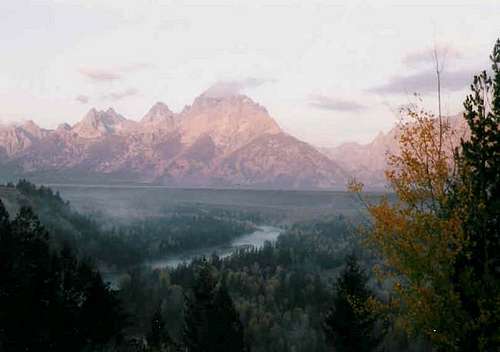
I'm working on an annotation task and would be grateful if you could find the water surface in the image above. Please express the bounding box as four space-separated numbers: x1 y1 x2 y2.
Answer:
103 225 282 287
147 225 282 269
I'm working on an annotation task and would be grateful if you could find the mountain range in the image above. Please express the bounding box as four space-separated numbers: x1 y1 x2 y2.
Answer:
0 93 467 190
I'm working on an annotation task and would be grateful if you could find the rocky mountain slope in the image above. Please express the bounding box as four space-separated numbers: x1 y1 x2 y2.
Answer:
0 94 346 189
322 114 469 189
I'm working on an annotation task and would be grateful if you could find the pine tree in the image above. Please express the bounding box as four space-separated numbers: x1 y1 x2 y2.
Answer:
0 200 11 282
183 263 217 352
0 200 11 352
148 305 167 349
449 38 500 351
183 262 246 352
323 255 381 352
8 206 54 351
0 205 125 351
0 199 8 230
147 303 176 351
211 281 246 351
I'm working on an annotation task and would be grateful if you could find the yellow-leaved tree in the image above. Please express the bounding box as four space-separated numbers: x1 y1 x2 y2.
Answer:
352 39 500 351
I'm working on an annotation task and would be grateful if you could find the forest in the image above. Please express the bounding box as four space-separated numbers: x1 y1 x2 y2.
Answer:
0 40 499 352
5 179 256 269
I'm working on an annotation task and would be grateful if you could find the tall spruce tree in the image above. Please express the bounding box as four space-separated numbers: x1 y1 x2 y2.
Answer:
450 38 500 351
183 263 217 352
0 200 11 352
148 304 167 350
183 262 246 352
147 302 176 351
323 254 381 352
211 280 246 351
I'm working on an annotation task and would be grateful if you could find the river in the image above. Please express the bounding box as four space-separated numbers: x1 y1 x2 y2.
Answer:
147 225 282 269
103 225 282 287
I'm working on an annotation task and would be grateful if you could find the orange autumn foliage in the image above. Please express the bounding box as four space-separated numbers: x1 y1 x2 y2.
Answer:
352 105 469 350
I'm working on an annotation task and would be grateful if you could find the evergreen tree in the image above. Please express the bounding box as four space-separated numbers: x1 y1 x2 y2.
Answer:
323 254 381 352
7 207 54 350
0 205 125 351
183 262 246 352
183 263 217 352
449 38 500 351
148 304 167 349
0 200 11 352
0 199 8 230
147 303 176 351
211 281 246 351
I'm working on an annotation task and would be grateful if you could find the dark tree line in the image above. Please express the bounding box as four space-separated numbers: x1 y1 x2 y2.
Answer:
0 201 125 351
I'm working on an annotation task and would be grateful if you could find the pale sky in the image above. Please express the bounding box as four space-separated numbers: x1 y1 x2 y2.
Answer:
1 0 499 147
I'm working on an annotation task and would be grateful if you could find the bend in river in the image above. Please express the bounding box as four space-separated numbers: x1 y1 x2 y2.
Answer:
103 225 282 288
147 225 282 269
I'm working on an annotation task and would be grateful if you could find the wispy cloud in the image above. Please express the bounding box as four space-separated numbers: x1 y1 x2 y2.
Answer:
78 63 153 83
402 44 463 68
78 67 121 82
309 95 366 112
119 63 155 72
203 78 274 98
101 88 139 101
367 68 478 95
75 94 89 104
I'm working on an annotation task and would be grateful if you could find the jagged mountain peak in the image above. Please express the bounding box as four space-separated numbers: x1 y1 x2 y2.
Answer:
17 120 46 139
57 122 71 131
81 107 125 121
72 107 129 138
21 119 39 129
190 93 267 113
179 93 281 150
0 120 48 157
0 94 346 189
141 102 174 124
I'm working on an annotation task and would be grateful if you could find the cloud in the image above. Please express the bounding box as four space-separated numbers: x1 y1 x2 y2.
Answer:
367 68 478 95
119 63 155 72
402 44 463 68
78 67 122 82
78 63 153 82
309 95 366 112
102 88 139 101
75 95 89 104
159 18 190 31
203 78 273 98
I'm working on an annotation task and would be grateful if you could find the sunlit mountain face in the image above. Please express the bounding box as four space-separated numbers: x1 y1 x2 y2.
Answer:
0 94 347 188
0 92 469 189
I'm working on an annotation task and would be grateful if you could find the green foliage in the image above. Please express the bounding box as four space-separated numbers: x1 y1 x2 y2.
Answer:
183 262 246 352
448 38 500 351
323 254 383 352
117 217 355 352
124 214 255 258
